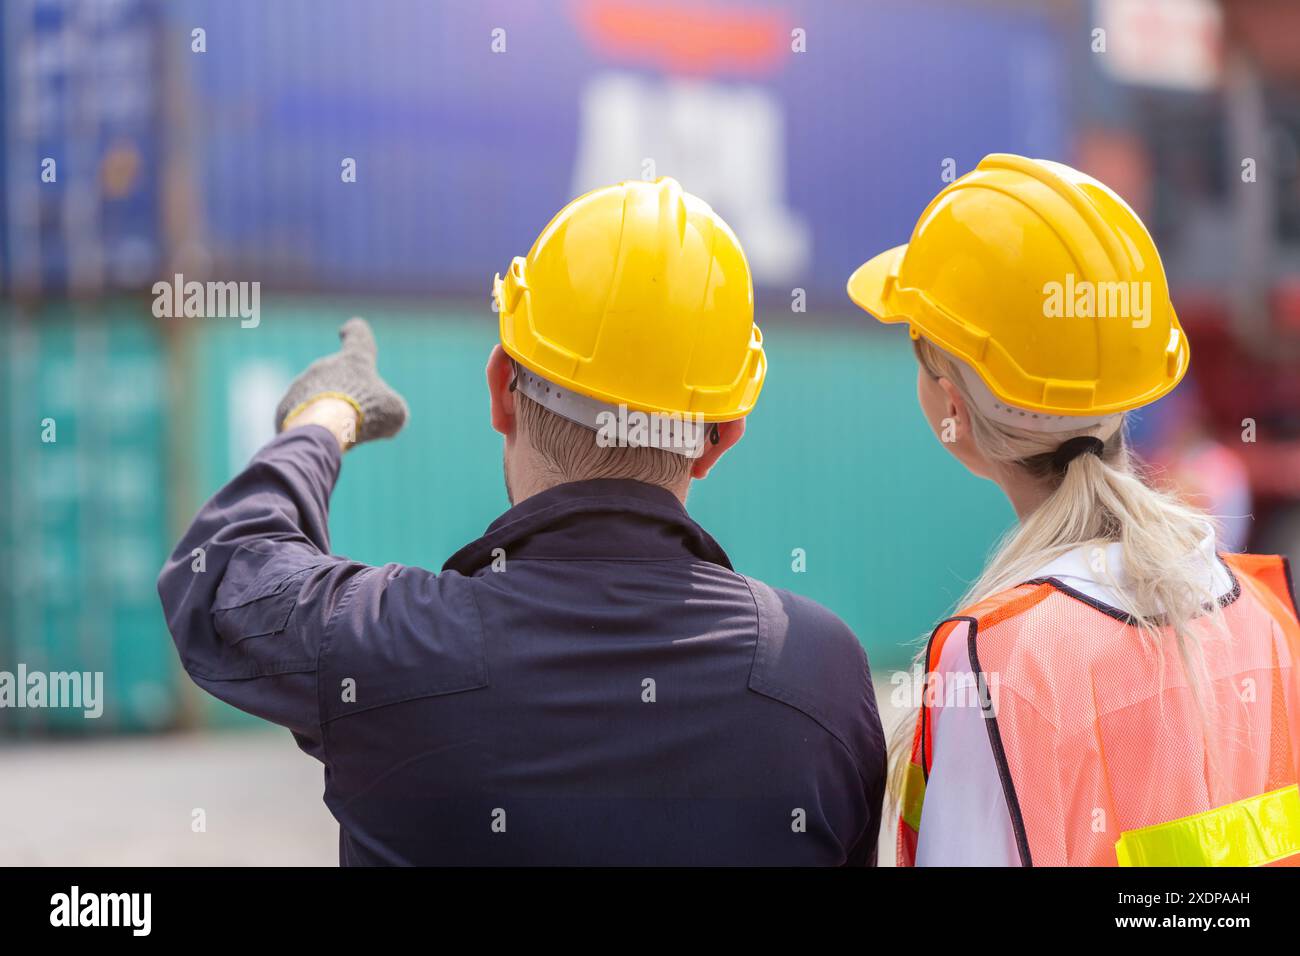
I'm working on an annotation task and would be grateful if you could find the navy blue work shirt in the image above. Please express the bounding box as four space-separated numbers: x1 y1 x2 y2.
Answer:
158 426 886 865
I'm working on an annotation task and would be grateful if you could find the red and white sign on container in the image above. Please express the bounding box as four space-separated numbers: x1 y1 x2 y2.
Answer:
1097 0 1223 91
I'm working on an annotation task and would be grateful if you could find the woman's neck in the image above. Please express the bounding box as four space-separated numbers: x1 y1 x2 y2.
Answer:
997 468 1054 522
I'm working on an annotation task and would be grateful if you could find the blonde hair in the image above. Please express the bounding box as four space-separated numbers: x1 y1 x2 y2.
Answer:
885 337 1229 808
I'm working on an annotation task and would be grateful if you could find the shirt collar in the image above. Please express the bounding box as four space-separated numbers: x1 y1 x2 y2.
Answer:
1034 522 1234 606
442 478 733 574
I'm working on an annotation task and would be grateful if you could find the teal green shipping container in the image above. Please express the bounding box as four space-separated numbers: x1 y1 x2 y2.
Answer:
182 298 1014 725
0 303 178 734
0 297 1015 734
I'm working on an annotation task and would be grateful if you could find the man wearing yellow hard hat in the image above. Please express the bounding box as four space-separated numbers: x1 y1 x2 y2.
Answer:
849 154 1300 867
160 177 887 865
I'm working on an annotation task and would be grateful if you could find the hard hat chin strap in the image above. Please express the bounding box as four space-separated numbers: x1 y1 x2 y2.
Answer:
511 362 709 459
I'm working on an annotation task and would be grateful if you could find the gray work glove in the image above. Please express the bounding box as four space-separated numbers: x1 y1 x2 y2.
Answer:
274 317 409 443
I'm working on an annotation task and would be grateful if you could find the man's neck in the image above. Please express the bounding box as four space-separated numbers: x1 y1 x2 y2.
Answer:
511 472 689 508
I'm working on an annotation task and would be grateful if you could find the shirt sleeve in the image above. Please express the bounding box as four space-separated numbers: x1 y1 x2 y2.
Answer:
156 426 369 759
843 818 880 867
914 621 1021 866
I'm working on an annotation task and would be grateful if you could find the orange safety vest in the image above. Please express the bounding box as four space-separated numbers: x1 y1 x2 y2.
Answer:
899 553 1300 867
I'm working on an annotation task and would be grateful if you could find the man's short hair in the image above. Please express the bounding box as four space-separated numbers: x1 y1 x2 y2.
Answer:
515 390 693 489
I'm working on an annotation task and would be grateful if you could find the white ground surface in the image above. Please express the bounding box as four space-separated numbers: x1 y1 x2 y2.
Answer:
0 731 338 866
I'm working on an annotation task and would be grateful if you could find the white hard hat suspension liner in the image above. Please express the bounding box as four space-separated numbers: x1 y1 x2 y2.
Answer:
513 363 708 458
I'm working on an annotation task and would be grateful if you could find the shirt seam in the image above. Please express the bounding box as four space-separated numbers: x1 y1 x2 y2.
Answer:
739 573 880 859
317 566 369 766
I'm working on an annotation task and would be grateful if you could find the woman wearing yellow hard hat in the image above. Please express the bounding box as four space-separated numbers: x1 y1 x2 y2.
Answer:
849 154 1300 867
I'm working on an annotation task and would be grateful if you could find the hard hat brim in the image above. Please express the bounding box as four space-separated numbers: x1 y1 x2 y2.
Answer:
848 242 1191 418
846 245 909 326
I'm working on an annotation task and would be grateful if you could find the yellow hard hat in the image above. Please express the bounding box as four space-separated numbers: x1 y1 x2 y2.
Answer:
494 177 765 422
847 153 1189 419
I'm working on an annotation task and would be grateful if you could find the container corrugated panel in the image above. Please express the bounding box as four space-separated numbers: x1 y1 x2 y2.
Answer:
168 0 1068 296
1 0 163 296
183 299 1011 731
0 303 178 735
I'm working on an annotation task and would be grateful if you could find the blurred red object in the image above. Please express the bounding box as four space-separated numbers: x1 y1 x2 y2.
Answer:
1272 279 1300 335
1222 0 1300 83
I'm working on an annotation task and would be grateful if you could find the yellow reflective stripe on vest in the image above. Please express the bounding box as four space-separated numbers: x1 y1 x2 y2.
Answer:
901 761 926 833
1115 785 1300 867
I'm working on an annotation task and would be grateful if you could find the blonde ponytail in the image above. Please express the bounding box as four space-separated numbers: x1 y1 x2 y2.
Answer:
885 338 1229 814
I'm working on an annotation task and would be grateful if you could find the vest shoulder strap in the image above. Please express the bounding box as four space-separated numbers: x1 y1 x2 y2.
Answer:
901 583 1054 865
1222 553 1300 622
925 582 1053 673
915 581 1054 775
